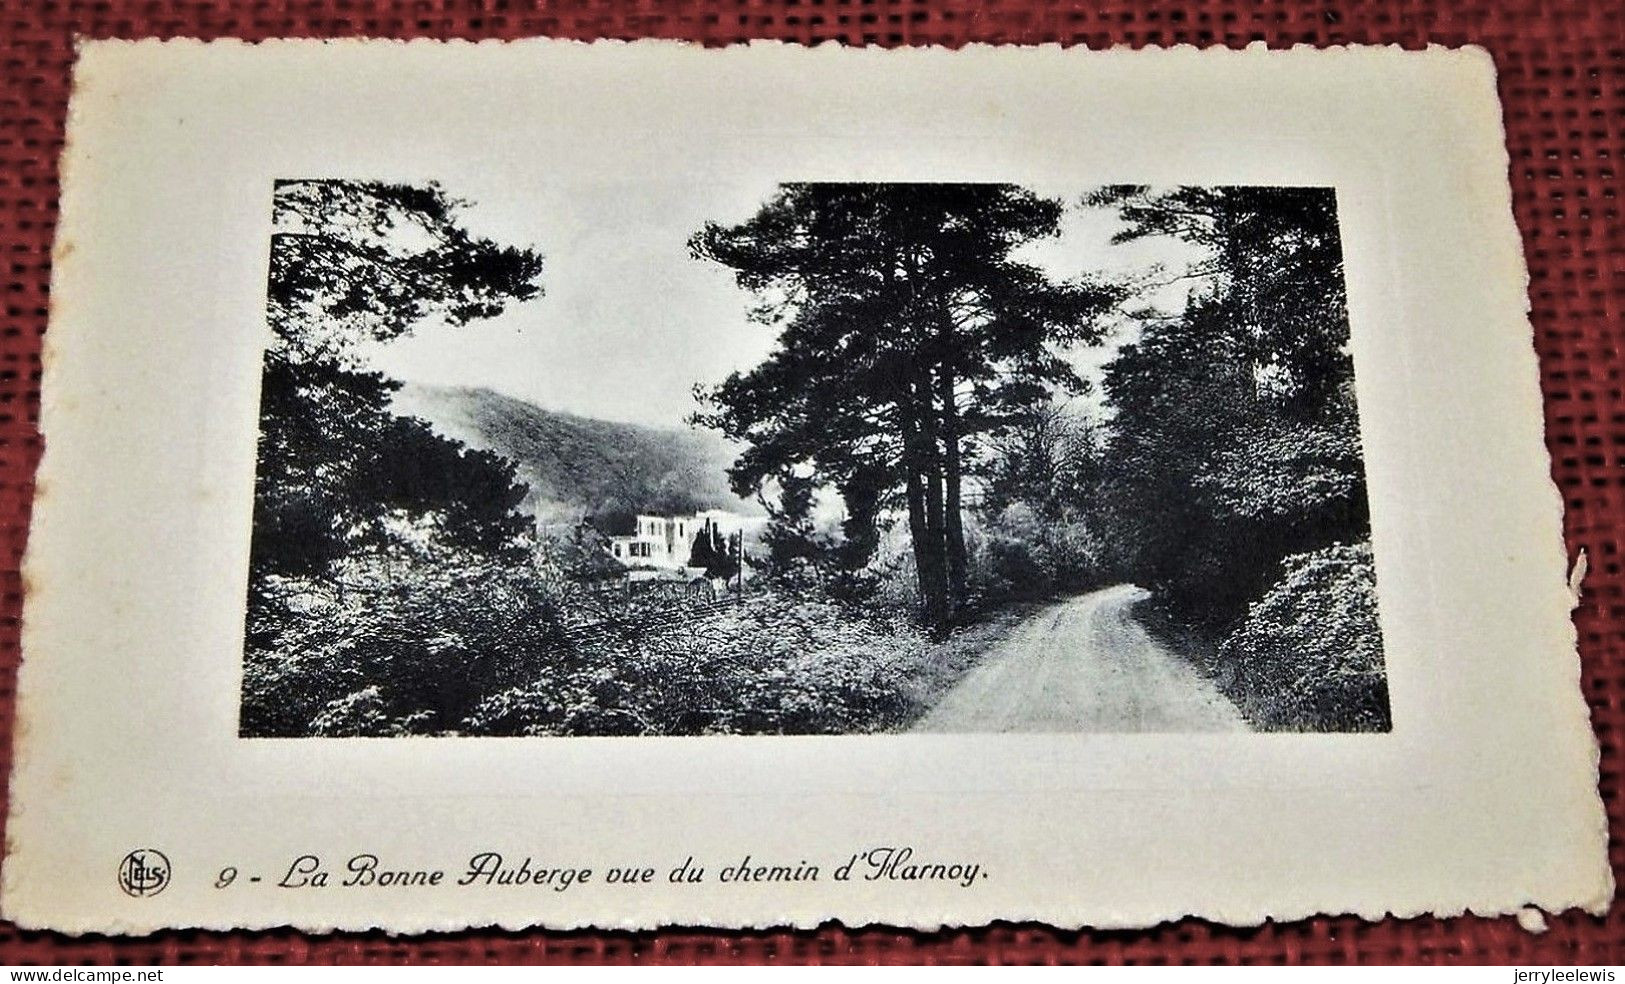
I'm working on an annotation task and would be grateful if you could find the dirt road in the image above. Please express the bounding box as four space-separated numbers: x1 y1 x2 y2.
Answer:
913 584 1249 733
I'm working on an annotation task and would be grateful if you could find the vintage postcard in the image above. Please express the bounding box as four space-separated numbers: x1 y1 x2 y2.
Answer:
1 39 1609 933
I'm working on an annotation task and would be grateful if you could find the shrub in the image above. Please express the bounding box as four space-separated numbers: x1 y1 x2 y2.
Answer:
245 531 984 738
241 533 568 737
1219 541 1390 732
970 503 1102 603
465 593 932 736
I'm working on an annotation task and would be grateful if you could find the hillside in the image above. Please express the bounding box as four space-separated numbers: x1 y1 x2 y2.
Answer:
390 383 756 524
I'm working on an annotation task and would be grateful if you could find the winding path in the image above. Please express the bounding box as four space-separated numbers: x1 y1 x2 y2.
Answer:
913 584 1249 733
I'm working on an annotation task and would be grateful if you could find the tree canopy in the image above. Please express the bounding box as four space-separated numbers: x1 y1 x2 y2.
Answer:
1092 185 1368 627
251 179 547 583
691 182 1115 621
243 179 549 735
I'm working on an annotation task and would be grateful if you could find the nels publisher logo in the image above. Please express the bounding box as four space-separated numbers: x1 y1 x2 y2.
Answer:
117 849 170 898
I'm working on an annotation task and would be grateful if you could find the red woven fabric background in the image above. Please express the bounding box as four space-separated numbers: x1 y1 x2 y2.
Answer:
0 0 1620 965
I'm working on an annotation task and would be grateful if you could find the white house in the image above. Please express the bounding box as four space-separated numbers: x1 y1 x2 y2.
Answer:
606 514 695 569
604 510 759 572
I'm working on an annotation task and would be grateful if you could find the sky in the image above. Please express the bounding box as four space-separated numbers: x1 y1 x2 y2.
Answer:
359 181 1208 430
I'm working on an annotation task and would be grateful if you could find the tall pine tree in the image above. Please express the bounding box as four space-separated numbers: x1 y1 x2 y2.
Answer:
691 183 1113 622
244 179 548 736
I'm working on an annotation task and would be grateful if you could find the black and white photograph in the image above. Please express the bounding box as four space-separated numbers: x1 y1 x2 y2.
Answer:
240 177 1389 738
240 176 1397 737
14 40 1609 938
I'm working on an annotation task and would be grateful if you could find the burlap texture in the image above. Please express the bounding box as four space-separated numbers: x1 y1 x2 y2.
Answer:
0 0 1619 964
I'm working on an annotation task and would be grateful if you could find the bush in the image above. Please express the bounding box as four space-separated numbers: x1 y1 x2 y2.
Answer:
243 516 962 737
240 531 568 737
465 593 933 736
1218 541 1390 732
970 503 1102 603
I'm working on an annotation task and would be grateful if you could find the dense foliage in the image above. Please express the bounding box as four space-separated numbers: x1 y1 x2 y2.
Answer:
1067 187 1387 730
1219 543 1389 731
1091 187 1371 629
465 595 1009 736
242 180 991 737
242 179 554 736
245 179 1390 738
244 544 568 736
689 184 1388 731
692 183 1116 623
